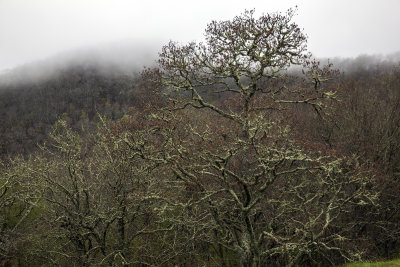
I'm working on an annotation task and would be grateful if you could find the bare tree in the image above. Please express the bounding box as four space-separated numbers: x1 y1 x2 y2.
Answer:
13 119 188 266
0 157 42 266
144 9 378 266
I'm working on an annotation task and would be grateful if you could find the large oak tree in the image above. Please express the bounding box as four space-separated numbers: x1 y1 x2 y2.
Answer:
144 9 378 266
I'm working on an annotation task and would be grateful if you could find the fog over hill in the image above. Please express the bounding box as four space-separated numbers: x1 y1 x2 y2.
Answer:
321 51 400 74
1 40 400 87
0 40 159 86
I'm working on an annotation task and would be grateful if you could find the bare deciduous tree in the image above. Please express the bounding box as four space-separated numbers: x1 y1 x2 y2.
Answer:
144 9 378 266
15 119 189 266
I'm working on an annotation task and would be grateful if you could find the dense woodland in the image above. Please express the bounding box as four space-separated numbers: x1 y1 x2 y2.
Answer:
1 9 400 266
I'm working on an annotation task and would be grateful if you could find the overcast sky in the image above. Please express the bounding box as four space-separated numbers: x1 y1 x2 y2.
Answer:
0 0 399 72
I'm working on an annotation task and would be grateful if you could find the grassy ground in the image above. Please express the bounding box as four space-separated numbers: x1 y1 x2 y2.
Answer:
346 258 400 266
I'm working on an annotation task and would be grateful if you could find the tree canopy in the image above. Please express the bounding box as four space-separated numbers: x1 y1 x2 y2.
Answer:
0 8 399 267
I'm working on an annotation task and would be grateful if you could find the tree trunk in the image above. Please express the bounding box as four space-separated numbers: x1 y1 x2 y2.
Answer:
240 250 260 267
239 232 261 267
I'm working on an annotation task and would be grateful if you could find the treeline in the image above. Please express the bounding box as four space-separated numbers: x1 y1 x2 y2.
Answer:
1 9 400 266
0 65 144 156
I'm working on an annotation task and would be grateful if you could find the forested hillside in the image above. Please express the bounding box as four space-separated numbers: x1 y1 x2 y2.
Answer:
0 9 399 266
0 65 143 156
